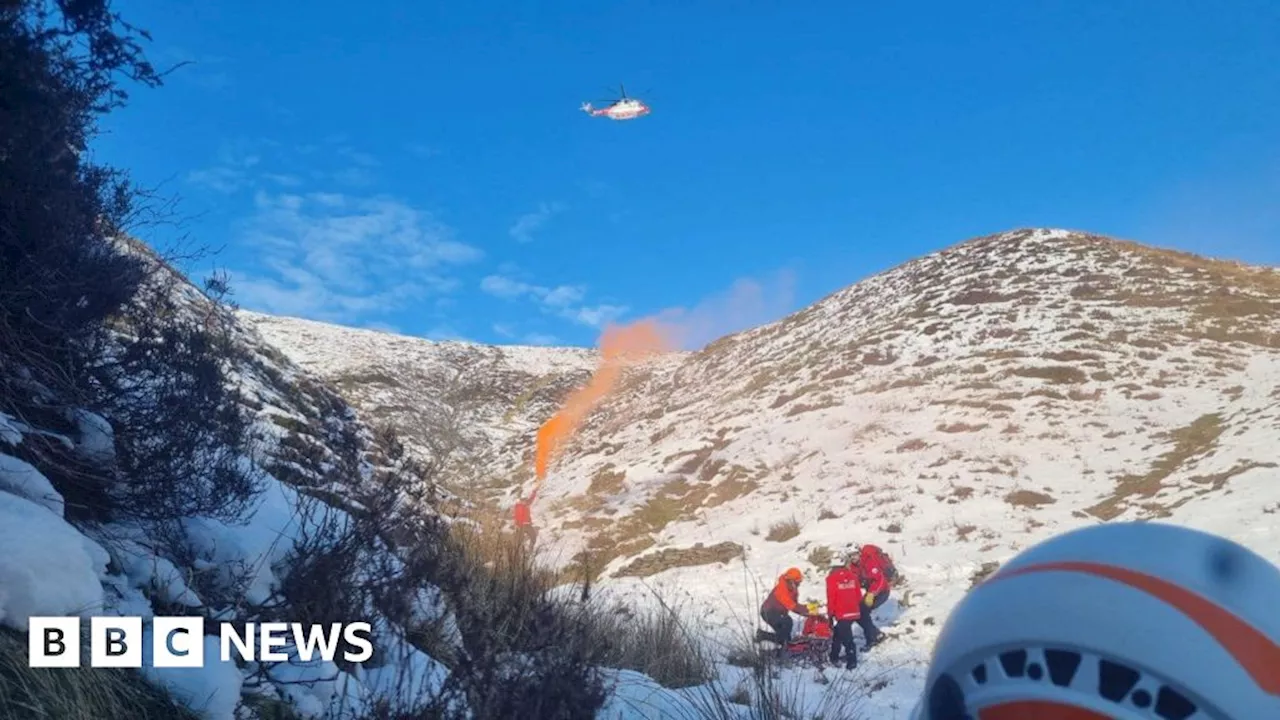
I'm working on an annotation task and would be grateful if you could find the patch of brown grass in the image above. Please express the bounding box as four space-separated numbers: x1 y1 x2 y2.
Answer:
1011 365 1089 384
770 382 822 409
588 465 627 495
896 438 928 453
949 289 1025 305
613 542 744 578
1086 413 1225 520
1005 489 1056 508
820 364 861 382
862 349 898 366
937 422 989 433
786 398 842 416
1043 350 1102 362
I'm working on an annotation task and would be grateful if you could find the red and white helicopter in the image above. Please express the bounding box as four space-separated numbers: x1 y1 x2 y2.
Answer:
580 84 651 121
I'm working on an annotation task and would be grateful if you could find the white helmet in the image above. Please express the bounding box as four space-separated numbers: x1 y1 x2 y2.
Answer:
910 521 1280 719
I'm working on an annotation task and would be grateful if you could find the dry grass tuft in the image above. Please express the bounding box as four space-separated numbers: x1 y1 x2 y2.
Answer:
0 629 197 720
807 544 834 568
765 517 801 542
1004 489 1056 508
896 438 929 452
1011 365 1089 384
587 465 627 495
937 422 988 433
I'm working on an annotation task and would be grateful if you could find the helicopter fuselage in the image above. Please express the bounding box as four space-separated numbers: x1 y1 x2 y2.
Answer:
587 99 650 120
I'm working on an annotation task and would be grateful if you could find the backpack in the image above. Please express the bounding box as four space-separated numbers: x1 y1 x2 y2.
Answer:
861 544 899 584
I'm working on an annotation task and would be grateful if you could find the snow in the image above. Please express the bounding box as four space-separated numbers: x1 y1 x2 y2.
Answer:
0 411 26 446
68 408 115 463
0 490 108 631
265 648 360 719
116 540 203 608
181 474 351 606
353 627 452 712
140 631 243 720
0 453 65 516
596 669 720 719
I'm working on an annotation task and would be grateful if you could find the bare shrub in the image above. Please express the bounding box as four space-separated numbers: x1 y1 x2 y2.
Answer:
807 545 833 568
765 518 801 542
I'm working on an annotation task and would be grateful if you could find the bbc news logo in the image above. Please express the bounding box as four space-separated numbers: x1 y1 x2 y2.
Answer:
29 617 374 668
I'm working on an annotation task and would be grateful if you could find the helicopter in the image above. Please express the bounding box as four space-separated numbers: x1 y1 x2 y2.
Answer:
580 84 651 121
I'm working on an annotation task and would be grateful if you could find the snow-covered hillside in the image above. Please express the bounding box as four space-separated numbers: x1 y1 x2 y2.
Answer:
1 249 459 719
240 311 597 504
535 228 1280 714
249 227 1280 717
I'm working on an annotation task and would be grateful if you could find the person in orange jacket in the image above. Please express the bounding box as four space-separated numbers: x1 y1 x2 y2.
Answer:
756 567 818 646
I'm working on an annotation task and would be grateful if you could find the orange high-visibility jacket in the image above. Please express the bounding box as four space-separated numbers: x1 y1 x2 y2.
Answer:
762 577 801 614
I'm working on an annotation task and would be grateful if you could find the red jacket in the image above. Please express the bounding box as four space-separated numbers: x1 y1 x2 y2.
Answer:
801 615 832 639
859 546 891 596
513 501 531 527
826 566 863 621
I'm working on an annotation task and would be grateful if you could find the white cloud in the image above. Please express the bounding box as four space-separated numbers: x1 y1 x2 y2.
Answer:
188 138 383 196
569 304 629 328
186 166 245 194
509 202 565 243
479 274 625 328
229 191 481 325
479 275 536 299
263 173 303 187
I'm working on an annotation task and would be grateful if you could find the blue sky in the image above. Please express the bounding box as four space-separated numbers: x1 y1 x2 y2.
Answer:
95 1 1280 348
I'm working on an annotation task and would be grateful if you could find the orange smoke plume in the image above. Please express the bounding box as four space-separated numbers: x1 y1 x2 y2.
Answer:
534 318 674 483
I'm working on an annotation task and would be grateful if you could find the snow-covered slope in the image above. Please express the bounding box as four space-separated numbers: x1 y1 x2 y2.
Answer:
240 311 596 502
2 246 456 719
533 227 1280 714
244 227 1280 716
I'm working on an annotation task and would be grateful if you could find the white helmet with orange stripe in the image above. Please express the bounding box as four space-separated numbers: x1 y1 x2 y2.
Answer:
910 521 1280 719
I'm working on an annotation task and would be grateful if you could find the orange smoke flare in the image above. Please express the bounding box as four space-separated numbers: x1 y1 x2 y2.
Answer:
534 318 674 484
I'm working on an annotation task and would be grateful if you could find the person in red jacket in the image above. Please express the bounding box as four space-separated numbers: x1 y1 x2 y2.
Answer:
854 543 894 648
825 557 862 669
756 567 817 647
513 493 537 549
